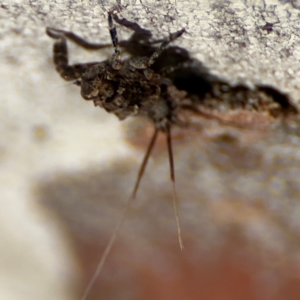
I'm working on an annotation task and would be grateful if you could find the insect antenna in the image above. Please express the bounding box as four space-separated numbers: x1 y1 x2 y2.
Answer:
55 82 75 89
166 124 184 250
108 13 122 69
81 127 158 300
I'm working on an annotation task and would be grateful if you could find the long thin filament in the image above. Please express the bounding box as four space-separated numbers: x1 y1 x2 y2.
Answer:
81 128 158 300
166 124 184 250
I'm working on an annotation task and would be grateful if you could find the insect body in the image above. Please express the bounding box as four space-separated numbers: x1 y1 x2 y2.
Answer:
47 14 185 129
47 12 186 300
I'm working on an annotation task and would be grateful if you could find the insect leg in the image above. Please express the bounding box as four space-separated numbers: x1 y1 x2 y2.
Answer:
112 13 152 42
129 28 185 70
46 27 112 50
166 124 184 250
46 28 87 81
81 128 158 300
147 28 186 66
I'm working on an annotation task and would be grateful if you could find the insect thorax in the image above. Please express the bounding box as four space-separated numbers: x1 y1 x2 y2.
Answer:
80 60 175 126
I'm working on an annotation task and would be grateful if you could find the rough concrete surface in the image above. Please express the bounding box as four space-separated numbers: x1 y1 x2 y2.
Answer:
2 1 300 300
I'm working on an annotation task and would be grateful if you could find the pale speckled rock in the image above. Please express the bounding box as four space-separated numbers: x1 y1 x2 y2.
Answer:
2 1 300 300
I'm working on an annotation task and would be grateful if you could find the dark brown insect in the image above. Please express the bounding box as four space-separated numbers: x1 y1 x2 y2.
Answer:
47 12 190 300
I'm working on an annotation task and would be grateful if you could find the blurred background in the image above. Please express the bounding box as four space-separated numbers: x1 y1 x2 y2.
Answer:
2 1 300 299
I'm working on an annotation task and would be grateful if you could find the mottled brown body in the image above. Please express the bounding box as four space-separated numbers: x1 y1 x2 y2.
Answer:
46 13 185 130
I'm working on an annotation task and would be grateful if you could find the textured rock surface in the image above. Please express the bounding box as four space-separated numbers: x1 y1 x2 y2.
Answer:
2 1 300 300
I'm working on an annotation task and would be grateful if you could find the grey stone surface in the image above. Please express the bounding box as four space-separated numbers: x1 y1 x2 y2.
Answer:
2 1 300 299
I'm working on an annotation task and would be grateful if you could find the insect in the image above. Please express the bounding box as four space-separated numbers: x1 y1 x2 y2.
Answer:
46 12 298 300
47 12 191 300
